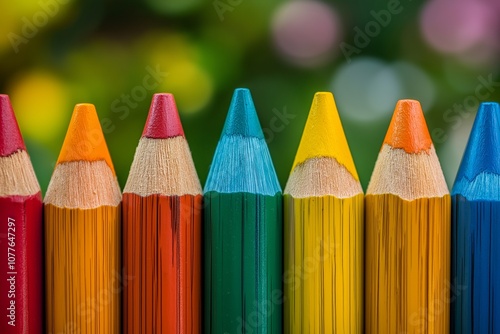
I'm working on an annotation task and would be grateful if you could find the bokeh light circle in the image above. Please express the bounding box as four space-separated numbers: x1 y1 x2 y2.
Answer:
144 33 214 114
331 58 402 122
9 70 69 145
420 0 496 54
392 61 436 111
159 60 214 114
331 58 436 122
272 0 342 67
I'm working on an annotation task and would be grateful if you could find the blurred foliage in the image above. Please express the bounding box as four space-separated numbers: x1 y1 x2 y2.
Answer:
1 0 499 192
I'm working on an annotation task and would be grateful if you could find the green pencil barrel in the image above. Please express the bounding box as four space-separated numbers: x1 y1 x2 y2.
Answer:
204 192 283 334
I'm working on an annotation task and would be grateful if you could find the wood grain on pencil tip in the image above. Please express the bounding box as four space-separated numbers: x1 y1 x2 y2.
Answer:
453 102 500 199
285 92 363 333
0 94 43 334
451 102 500 333
289 92 359 181
367 99 448 200
123 93 202 334
44 103 121 334
365 99 450 334
204 88 282 334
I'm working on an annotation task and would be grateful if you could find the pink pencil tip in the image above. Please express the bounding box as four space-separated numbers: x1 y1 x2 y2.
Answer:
142 94 185 139
0 94 26 156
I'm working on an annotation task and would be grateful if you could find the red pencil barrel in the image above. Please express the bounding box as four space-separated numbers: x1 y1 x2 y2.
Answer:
123 193 202 333
0 194 43 333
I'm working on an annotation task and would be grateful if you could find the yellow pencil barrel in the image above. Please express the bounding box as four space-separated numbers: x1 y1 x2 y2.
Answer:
284 92 363 333
285 195 364 333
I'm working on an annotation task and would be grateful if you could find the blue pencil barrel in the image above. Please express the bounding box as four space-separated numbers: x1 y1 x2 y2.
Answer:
451 196 500 333
451 102 500 334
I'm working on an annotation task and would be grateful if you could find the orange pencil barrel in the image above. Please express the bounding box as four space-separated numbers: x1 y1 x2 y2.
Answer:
365 100 450 333
44 104 122 333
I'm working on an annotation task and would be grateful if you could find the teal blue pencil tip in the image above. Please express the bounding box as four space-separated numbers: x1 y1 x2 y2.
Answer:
222 88 264 139
204 88 281 195
453 102 500 199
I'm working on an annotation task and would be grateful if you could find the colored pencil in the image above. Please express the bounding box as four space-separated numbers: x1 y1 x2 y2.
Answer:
284 92 364 333
365 99 450 333
44 104 121 333
204 88 282 334
0 95 43 333
123 93 202 333
451 102 500 333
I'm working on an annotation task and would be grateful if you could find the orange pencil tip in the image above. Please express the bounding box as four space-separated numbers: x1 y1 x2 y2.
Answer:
57 103 115 174
383 99 432 153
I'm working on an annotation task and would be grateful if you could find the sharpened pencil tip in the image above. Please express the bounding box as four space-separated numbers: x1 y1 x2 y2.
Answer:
204 88 281 194
57 103 115 174
291 92 359 180
455 102 500 183
311 92 336 115
142 93 185 139
0 94 26 156
222 88 264 139
383 99 432 153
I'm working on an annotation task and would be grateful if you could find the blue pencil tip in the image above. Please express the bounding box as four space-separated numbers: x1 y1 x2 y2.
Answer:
453 102 500 198
204 88 280 195
222 88 264 139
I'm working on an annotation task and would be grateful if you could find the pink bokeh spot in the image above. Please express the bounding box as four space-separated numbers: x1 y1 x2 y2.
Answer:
272 1 341 67
420 0 496 54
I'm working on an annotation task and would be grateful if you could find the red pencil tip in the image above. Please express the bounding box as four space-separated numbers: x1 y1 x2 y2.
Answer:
0 94 26 157
142 94 185 139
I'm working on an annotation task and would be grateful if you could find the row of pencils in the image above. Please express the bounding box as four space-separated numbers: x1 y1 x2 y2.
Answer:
0 88 498 334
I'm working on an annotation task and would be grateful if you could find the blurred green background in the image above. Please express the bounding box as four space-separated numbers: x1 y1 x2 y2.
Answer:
1 0 499 192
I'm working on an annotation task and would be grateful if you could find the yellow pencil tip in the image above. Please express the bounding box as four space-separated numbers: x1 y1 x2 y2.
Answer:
57 103 115 174
314 91 331 97
291 92 359 180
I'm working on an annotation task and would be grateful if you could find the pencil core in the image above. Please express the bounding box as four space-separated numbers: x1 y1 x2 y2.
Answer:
455 102 500 182
221 88 264 139
383 99 432 153
142 93 185 139
291 92 358 180
57 103 115 174
0 94 26 156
